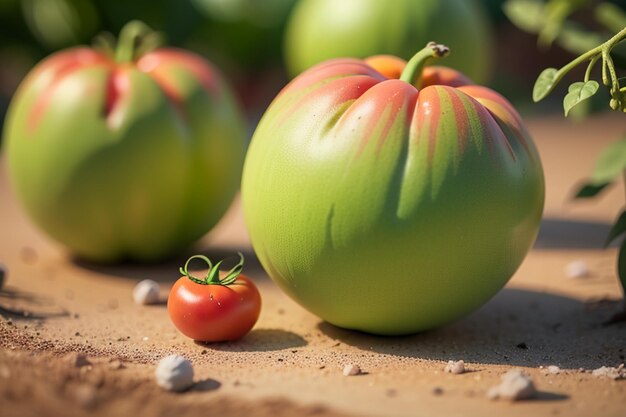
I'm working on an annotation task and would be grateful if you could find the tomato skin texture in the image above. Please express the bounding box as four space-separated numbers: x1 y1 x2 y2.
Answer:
242 55 544 335
4 46 246 263
167 275 261 342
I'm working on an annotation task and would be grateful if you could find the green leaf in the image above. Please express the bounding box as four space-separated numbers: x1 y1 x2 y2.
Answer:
207 260 224 284
563 80 600 116
533 68 559 102
567 93 592 121
590 136 626 184
618 238 626 294
503 0 545 33
573 182 611 198
538 0 571 48
606 211 626 247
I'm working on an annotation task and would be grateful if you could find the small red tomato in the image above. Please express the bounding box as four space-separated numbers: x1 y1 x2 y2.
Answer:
168 253 261 342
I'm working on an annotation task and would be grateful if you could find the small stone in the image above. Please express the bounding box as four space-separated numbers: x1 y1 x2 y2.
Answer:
486 386 500 400
444 360 466 374
133 280 161 305
142 336 149 341
546 365 560 375
343 364 361 376
591 365 626 380
488 369 536 401
155 354 194 392
565 260 589 279
432 387 444 396
66 352 91 368
516 342 528 350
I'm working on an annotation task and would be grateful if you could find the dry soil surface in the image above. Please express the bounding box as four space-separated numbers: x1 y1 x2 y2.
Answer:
1 113 625 417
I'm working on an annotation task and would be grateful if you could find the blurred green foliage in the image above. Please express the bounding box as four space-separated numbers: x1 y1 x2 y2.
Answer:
504 0 626 64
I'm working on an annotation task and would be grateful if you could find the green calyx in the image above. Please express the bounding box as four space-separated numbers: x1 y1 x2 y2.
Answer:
399 42 450 86
92 20 164 63
179 253 245 286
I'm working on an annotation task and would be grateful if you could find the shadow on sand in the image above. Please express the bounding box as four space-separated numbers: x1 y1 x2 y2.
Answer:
534 218 615 250
195 328 308 353
318 288 625 370
0 287 69 320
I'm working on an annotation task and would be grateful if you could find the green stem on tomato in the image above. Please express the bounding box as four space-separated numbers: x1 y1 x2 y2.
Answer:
399 42 449 87
179 253 245 286
114 20 161 63
179 255 214 285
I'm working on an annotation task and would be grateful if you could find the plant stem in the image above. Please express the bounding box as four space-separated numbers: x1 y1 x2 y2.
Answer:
552 26 626 91
115 20 155 63
399 42 449 86
604 49 619 92
584 54 600 82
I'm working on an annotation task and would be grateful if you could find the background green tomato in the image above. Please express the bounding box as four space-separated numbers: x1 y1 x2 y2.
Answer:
4 26 246 263
284 0 493 83
242 53 544 335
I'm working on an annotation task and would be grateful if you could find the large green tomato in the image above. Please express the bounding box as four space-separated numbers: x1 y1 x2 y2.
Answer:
4 23 246 262
242 46 544 335
284 0 493 83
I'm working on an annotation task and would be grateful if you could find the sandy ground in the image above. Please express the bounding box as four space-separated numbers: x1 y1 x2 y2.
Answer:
1 113 625 417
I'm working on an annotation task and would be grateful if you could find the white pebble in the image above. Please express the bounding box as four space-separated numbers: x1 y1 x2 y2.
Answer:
565 260 589 279
487 369 536 401
444 360 465 374
547 365 560 374
155 355 194 392
591 365 625 380
343 364 361 376
133 280 160 305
